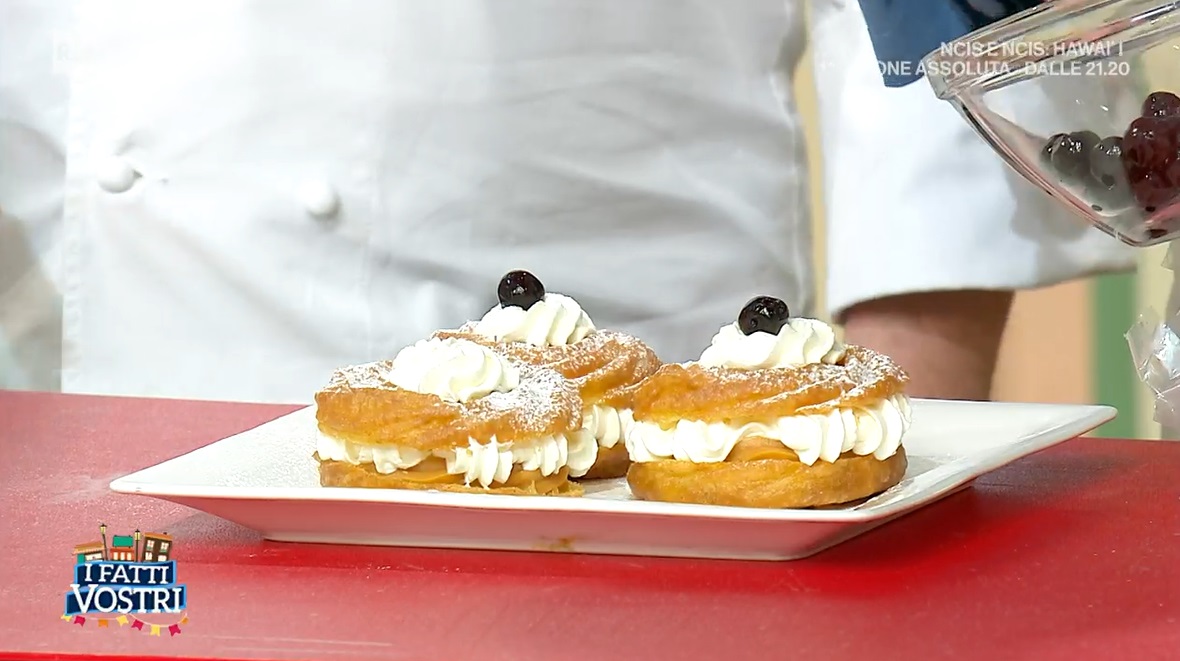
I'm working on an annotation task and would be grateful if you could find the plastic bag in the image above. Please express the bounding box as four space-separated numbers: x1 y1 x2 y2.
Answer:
1127 247 1180 435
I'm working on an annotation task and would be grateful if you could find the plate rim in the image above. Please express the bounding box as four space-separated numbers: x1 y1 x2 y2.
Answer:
108 400 1117 524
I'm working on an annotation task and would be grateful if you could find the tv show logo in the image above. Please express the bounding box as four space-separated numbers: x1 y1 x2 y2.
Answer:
62 524 189 636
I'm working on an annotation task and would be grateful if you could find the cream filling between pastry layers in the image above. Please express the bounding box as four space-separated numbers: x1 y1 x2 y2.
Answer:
316 430 599 487
624 394 912 467
573 404 633 450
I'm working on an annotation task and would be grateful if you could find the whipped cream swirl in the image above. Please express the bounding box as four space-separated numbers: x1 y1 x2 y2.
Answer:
625 394 912 466
316 431 599 486
447 434 598 485
574 404 634 449
699 317 845 370
472 293 595 346
387 337 519 403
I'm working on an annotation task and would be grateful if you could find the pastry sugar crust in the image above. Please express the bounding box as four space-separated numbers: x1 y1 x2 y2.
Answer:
632 345 908 427
313 359 581 451
626 447 907 508
434 328 660 409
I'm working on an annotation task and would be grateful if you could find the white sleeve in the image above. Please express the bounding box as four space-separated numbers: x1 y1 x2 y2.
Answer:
808 0 1138 321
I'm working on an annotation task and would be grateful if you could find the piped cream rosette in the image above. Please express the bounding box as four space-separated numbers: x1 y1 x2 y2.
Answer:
435 270 661 480
624 298 912 509
314 337 595 495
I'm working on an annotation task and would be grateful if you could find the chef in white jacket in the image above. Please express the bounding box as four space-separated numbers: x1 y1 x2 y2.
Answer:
0 0 1135 405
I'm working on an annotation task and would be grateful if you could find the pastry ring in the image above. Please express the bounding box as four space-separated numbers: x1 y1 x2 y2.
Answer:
313 338 597 495
631 345 908 427
626 332 912 509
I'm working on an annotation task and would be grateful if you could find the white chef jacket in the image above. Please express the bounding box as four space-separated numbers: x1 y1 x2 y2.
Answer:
0 0 1137 405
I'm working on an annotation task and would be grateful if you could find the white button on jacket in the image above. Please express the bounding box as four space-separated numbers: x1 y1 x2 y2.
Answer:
299 180 340 220
95 157 138 193
0 0 1136 403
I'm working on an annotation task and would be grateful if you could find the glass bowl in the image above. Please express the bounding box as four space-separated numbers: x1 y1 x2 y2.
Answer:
923 0 1180 247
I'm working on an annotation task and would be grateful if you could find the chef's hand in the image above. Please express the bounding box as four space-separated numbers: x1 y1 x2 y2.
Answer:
842 290 1012 400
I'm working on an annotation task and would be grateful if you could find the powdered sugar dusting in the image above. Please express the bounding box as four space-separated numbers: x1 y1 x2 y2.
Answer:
434 327 661 407
633 345 908 424
475 362 572 416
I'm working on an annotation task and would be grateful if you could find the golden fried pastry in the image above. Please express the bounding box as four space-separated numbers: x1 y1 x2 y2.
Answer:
624 296 912 509
314 336 596 495
435 270 660 479
627 449 907 509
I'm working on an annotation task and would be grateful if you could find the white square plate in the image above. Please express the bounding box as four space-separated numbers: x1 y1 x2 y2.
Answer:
110 399 1115 561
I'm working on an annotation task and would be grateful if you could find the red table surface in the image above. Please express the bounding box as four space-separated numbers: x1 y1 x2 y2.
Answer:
1 391 1178 661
